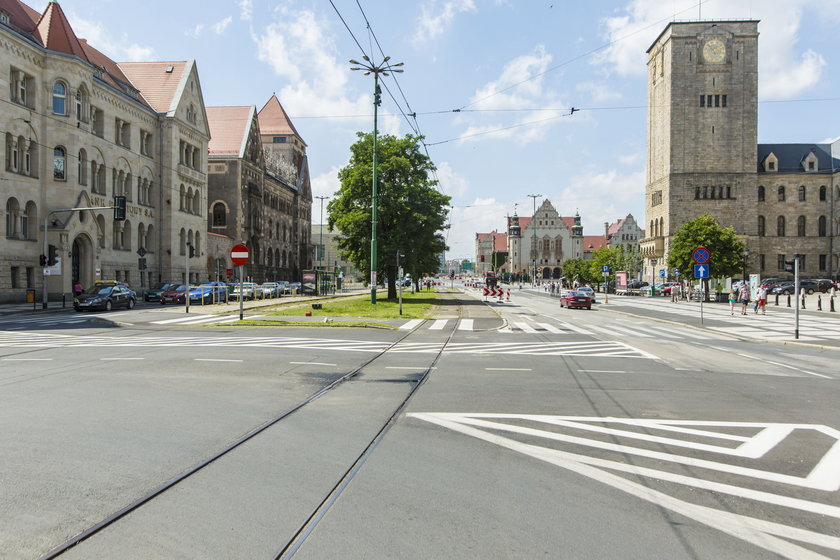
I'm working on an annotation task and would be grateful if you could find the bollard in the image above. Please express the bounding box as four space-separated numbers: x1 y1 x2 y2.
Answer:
787 294 791 307
801 295 806 309
831 297 836 312
818 295 822 311
62 293 66 308
774 293 779 306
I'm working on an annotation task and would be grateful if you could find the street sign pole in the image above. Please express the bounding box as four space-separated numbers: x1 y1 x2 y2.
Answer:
794 256 800 339
239 265 244 321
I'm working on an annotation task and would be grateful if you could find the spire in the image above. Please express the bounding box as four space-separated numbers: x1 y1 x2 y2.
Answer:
257 95 305 145
34 1 88 61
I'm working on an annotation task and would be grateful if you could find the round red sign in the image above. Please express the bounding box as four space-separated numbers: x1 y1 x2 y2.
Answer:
230 243 249 266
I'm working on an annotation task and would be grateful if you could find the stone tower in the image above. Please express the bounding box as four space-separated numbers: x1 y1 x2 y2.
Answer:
642 20 759 280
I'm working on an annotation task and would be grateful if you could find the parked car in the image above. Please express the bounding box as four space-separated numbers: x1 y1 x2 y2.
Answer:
74 282 136 312
145 282 180 302
231 282 258 300
627 280 649 289
189 282 228 304
560 290 592 310
260 282 283 298
159 284 188 305
770 280 824 295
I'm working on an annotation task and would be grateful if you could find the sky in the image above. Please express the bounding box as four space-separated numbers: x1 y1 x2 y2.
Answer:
40 0 840 260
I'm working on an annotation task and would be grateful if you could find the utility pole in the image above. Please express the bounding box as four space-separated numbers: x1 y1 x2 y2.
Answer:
315 196 329 271
527 194 542 285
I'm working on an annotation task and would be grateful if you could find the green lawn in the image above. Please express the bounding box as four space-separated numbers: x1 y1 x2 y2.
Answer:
265 289 439 319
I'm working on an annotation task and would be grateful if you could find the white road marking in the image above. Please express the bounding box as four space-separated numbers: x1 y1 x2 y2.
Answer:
100 358 144 361
2 358 52 361
151 315 214 324
458 319 474 331
555 321 591 335
429 319 448 330
486 368 532 371
536 323 562 333
410 413 840 558
195 358 243 362
514 322 537 333
290 362 336 366
578 370 627 373
399 319 423 330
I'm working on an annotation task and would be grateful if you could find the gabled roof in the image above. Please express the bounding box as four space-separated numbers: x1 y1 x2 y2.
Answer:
258 95 305 145
607 218 625 236
118 61 188 114
0 0 40 34
33 0 87 61
757 143 840 173
207 106 255 157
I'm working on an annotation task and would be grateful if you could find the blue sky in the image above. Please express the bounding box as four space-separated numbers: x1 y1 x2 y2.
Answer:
46 0 840 259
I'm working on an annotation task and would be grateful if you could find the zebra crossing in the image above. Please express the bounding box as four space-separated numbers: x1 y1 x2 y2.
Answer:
0 331 657 359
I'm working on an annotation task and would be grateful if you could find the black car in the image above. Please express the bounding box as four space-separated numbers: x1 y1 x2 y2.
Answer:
74 284 137 311
144 282 180 302
770 280 823 295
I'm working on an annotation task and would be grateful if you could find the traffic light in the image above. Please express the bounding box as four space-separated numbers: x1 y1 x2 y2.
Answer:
480 255 485 262
39 254 47 267
113 196 126 221
784 257 796 273
47 244 58 266
397 251 406 266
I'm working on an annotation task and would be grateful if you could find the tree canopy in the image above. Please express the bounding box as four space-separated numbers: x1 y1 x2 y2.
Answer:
328 132 450 299
666 214 745 280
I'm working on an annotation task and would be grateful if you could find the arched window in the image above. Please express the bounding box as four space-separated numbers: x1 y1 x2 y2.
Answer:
194 232 201 257
757 186 765 201
5 198 20 237
192 191 200 214
179 228 186 255
777 186 786 202
819 215 827 237
797 215 806 237
78 149 87 185
757 215 765 237
97 214 106 248
138 223 146 249
212 202 226 227
52 81 67 114
123 219 131 250
819 186 827 201
53 147 66 180
74 87 88 121
23 201 36 239
777 216 786 237
798 185 806 202
179 185 186 210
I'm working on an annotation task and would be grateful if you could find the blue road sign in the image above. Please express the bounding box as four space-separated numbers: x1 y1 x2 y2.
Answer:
601 265 610 274
692 247 710 264
659 269 666 278
694 264 709 278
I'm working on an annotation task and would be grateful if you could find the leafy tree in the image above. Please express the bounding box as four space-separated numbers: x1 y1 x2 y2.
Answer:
561 257 596 284
591 246 622 282
328 132 450 299
667 214 745 299
619 243 643 278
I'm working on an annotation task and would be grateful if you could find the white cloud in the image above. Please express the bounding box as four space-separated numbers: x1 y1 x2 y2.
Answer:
412 0 477 44
69 14 155 61
596 0 828 99
311 166 343 223
253 9 371 122
238 0 253 21
458 46 568 145
435 161 470 197
618 152 640 165
185 23 204 38
575 81 622 103
446 198 508 258
558 169 646 235
212 16 233 35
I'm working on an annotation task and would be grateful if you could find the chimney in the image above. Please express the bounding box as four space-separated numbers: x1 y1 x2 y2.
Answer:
604 222 609 238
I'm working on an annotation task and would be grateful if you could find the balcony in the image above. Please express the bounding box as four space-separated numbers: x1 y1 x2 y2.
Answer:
640 236 664 258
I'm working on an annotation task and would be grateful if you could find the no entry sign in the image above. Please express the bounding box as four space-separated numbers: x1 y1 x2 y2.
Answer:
230 244 249 266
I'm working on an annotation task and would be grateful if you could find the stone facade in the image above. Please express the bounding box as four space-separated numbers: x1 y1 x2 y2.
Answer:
0 1 209 302
502 200 583 280
641 20 839 283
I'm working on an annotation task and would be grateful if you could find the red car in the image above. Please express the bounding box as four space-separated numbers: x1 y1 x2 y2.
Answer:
159 284 188 305
560 290 592 310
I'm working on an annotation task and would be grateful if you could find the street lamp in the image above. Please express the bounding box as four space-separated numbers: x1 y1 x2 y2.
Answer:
315 195 329 270
527 194 542 284
742 248 750 282
350 55 404 304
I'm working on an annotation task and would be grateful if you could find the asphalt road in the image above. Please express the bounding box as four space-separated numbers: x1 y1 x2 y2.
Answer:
0 291 837 559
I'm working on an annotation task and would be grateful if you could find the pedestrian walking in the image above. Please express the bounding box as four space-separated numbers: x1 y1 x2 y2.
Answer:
729 288 737 315
73 282 83 297
756 285 768 315
739 282 751 315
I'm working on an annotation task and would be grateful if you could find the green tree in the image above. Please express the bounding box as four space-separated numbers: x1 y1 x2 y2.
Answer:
328 132 450 299
561 257 595 284
591 246 622 282
667 214 745 299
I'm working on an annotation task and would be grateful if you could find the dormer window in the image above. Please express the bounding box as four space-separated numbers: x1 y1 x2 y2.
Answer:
803 152 819 172
763 153 778 172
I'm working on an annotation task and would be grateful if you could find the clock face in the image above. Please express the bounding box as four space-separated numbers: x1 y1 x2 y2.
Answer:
703 39 725 63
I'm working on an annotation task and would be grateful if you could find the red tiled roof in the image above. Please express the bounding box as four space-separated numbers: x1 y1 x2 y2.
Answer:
207 106 254 156
118 61 188 114
607 218 625 236
583 235 608 251
34 1 88 61
561 216 575 230
517 217 531 230
258 95 305 144
494 233 508 251
0 0 39 33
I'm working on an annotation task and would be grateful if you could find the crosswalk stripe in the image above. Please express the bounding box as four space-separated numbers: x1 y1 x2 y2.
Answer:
556 321 592 335
608 324 653 337
151 315 214 325
400 319 423 330
514 322 537 333
536 323 562 334
458 319 474 331
429 319 448 330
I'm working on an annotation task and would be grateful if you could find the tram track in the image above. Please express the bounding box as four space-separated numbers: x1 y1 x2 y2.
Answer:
39 299 464 560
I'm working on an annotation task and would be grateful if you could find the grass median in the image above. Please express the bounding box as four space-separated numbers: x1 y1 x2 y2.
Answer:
264 290 439 320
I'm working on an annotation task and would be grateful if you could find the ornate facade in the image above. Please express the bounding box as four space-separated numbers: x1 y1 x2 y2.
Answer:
1 0 209 301
641 20 839 283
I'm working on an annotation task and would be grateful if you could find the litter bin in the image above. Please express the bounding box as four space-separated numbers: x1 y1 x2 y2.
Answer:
26 289 36 303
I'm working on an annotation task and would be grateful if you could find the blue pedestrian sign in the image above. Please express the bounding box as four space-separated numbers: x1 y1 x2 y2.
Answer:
659 269 666 278
601 265 610 274
694 264 709 278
